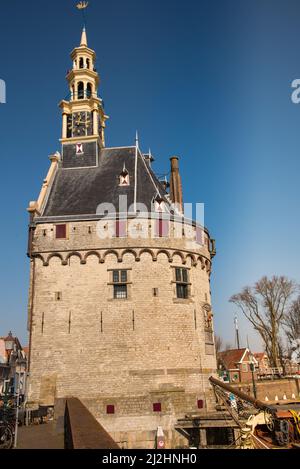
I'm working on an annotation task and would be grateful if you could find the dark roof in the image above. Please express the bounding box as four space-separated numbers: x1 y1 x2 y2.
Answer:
42 147 169 218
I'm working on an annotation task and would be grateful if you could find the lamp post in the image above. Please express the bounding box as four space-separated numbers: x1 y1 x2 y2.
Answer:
13 355 26 449
249 355 257 399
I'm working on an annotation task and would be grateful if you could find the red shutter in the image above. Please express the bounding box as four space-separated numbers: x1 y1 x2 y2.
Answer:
56 224 66 239
153 403 161 412
197 399 204 409
106 405 115 414
116 220 126 237
155 218 169 237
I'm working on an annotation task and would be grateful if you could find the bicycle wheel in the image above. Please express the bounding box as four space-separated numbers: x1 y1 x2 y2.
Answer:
0 424 14 449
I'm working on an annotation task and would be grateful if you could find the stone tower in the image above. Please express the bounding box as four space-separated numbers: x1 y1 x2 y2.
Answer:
26 27 217 449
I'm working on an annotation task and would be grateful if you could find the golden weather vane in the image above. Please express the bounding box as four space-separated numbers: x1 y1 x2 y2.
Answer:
76 1 89 28
76 1 89 9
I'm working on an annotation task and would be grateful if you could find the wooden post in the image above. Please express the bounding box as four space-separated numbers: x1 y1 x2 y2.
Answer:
200 429 207 448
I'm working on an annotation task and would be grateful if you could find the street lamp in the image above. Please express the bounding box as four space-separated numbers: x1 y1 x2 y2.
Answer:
249 354 257 399
13 353 27 449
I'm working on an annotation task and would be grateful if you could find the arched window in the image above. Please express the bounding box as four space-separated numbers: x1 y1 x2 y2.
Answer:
78 82 84 99
86 58 90 69
72 85 75 100
79 57 84 69
86 83 92 99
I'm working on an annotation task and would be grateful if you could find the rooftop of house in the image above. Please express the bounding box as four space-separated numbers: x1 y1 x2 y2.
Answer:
218 348 257 370
253 352 268 361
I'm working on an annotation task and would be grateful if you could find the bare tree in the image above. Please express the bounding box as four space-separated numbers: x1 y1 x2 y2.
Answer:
284 296 300 344
214 335 223 354
225 342 233 351
230 276 297 368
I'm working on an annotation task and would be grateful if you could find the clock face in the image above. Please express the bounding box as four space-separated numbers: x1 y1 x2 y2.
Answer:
67 112 92 137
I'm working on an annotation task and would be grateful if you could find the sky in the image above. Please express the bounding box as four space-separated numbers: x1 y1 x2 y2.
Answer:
0 0 300 350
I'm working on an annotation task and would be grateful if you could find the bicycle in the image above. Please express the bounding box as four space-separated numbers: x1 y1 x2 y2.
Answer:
0 422 14 449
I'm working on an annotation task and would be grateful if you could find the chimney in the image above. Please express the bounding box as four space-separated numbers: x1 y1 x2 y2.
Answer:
169 156 183 213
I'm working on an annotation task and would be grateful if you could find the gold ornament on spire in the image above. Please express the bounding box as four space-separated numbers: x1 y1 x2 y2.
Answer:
76 1 89 10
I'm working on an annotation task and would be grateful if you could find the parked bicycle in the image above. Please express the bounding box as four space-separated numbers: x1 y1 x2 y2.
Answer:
0 396 16 450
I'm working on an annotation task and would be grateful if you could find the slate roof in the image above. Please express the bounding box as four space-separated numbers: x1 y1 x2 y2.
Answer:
42 147 169 219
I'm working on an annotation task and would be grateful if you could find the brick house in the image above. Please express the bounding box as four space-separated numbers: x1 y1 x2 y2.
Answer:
253 352 270 375
218 348 258 384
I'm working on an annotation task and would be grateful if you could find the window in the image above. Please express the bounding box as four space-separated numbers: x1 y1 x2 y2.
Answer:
79 57 84 69
112 270 128 299
197 399 204 409
78 81 84 99
55 224 67 239
119 166 130 186
175 267 189 299
153 403 161 412
86 83 92 98
241 363 248 372
106 405 115 415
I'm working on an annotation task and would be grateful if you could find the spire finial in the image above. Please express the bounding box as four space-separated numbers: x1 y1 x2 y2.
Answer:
80 27 88 47
135 131 139 148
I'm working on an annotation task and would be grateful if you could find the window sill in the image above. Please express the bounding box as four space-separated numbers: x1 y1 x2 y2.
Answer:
107 298 131 302
173 298 194 304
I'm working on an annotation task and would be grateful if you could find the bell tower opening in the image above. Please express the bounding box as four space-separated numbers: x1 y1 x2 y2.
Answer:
78 81 84 99
86 82 92 98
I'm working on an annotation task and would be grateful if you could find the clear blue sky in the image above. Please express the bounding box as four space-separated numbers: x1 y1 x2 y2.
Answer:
1 0 300 350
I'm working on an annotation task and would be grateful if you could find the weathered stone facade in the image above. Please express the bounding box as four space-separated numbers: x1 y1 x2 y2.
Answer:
26 27 217 449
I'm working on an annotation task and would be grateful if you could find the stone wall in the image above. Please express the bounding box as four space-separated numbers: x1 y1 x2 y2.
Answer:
27 219 217 448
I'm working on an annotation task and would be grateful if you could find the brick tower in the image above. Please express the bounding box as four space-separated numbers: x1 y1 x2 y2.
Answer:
26 26 217 448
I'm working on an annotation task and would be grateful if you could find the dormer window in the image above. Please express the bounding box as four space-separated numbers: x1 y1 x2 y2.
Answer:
153 194 166 212
119 165 130 186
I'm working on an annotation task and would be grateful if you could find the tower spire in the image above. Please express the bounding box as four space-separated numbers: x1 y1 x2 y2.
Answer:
80 26 88 47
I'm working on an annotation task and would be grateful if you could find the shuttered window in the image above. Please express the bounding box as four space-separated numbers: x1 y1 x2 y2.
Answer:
155 218 169 237
55 224 67 239
115 220 127 238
